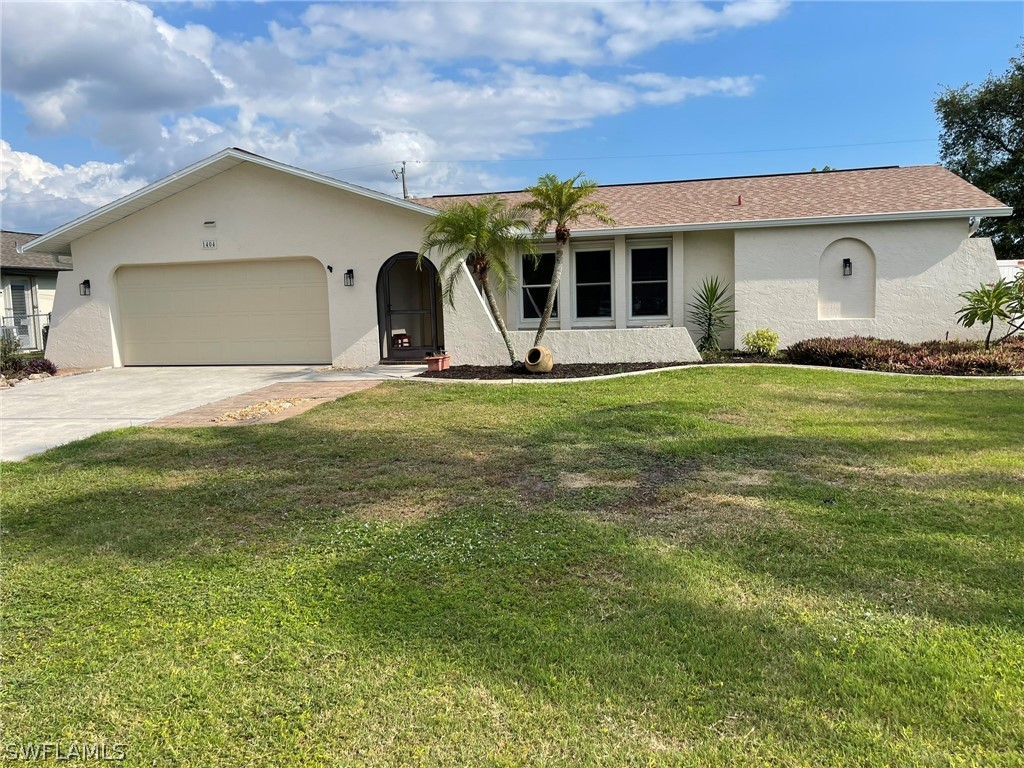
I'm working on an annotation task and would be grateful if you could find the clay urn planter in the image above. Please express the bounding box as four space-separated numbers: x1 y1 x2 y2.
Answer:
425 352 451 372
524 345 554 373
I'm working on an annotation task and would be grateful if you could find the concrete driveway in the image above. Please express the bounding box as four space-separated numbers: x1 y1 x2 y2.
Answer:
0 364 423 461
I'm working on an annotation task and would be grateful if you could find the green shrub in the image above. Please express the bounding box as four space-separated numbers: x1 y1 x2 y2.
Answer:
785 336 1024 375
0 332 23 376
742 328 780 357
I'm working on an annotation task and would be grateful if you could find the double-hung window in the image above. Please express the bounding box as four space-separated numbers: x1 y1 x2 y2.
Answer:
574 248 612 323
521 252 557 323
629 244 670 319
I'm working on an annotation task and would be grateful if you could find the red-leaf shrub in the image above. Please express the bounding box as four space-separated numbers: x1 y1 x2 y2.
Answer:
785 336 1024 375
20 358 58 377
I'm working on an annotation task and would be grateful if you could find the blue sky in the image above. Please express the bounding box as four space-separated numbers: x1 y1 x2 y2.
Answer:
1 1 1021 233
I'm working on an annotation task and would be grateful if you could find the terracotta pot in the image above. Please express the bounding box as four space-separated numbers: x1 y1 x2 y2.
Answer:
425 354 450 372
524 345 553 373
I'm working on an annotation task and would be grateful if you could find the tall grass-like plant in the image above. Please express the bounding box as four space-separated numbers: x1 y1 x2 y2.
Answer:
688 277 736 355
419 197 536 365
956 277 1020 349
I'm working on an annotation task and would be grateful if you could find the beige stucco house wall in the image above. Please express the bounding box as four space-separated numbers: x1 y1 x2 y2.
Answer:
27 149 1008 369
45 161 511 369
733 218 1000 346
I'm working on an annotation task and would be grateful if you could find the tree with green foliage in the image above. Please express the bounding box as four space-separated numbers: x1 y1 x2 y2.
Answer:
936 47 1023 258
956 274 1023 349
520 173 615 347
419 197 536 365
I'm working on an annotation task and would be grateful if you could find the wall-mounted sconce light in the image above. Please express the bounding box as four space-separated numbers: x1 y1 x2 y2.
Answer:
203 220 216 228
344 269 355 287
79 279 91 296
326 265 334 273
842 258 853 277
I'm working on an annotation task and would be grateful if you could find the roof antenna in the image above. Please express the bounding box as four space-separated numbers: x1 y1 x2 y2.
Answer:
392 161 408 199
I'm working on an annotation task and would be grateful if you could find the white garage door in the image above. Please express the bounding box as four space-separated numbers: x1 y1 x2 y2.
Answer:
117 259 332 365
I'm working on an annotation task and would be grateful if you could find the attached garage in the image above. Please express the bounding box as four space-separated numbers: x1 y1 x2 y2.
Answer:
116 258 331 365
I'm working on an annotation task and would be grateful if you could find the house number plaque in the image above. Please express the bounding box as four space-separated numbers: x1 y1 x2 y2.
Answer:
201 239 217 250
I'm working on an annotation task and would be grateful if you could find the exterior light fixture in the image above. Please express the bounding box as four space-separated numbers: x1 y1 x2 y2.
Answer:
204 220 216 228
79 279 91 296
344 269 355 287
326 265 334 273
842 258 853 277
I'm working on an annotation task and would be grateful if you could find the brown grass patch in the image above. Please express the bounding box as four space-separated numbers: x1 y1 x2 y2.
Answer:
560 472 640 490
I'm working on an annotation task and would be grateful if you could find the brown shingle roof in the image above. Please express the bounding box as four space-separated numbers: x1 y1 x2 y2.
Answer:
1 231 73 271
412 165 1009 232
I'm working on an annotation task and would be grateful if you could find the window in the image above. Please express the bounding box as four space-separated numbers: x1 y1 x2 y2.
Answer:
522 252 557 320
575 248 612 320
630 245 669 317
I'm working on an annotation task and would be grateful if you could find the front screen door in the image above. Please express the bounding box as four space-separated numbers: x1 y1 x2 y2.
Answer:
380 254 440 359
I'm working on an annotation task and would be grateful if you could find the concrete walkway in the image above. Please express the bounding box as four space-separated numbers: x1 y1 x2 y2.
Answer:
146 381 379 427
0 364 425 461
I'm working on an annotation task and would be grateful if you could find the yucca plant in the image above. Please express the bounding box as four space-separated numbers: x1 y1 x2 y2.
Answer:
419 197 536 365
688 276 736 355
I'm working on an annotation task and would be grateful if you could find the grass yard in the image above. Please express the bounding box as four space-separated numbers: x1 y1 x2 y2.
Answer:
2 367 1023 766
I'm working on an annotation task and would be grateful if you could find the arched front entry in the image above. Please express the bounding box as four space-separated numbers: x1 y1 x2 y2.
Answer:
376 252 445 361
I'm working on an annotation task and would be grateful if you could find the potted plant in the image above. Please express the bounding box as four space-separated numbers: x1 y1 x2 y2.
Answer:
425 349 451 372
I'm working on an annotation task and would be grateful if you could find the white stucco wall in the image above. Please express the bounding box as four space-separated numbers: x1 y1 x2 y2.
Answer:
42 159 1006 369
454 326 701 365
817 238 875 319
682 230 736 349
733 219 1001 347
45 162 499 369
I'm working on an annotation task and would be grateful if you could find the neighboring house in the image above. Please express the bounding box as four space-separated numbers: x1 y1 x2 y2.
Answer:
20 148 1012 370
1 230 73 352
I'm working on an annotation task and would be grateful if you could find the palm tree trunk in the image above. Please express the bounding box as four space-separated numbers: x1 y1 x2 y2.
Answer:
480 273 518 365
534 244 564 347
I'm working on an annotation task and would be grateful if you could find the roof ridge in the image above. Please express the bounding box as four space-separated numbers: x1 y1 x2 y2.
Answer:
420 164 921 200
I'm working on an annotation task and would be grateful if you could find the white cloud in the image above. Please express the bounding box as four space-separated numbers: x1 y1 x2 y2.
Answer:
0 141 147 233
296 1 789 65
0 0 786 231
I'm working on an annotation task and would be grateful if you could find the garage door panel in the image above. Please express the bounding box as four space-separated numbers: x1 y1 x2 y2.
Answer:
117 259 331 365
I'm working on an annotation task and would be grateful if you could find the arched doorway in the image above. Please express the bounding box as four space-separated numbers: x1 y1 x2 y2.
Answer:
376 252 444 361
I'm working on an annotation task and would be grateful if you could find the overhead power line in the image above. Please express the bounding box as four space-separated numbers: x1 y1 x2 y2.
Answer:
1 138 936 206
319 138 936 175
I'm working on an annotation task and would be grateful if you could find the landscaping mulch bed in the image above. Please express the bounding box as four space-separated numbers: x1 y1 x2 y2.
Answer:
420 354 774 379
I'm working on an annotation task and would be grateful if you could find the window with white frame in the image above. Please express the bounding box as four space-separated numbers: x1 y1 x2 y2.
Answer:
630 244 670 318
574 248 612 321
521 252 557 321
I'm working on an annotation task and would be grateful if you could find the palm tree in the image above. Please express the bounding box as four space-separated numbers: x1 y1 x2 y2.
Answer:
520 172 615 346
419 197 536 365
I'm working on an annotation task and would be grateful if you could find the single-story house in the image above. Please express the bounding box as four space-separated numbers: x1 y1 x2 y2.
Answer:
20 148 1011 369
2 230 73 352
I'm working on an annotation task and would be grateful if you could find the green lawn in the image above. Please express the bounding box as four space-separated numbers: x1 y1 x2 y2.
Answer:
2 368 1023 766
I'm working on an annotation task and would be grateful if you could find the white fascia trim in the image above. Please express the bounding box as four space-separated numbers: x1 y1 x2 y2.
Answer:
532 206 1014 241
20 148 438 254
